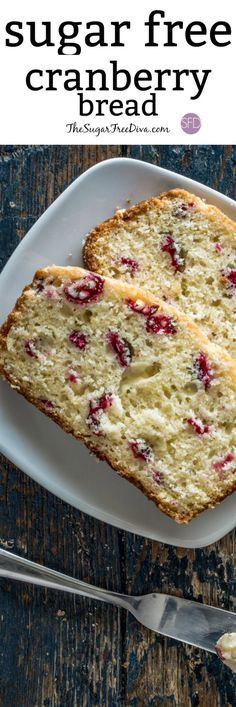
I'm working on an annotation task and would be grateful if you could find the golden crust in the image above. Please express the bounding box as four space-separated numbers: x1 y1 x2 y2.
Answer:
83 188 236 275
1 264 236 524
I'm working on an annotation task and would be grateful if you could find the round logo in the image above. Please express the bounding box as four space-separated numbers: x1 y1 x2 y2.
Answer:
181 113 201 134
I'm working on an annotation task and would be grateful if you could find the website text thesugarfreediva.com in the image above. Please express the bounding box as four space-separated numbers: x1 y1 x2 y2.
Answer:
65 122 171 136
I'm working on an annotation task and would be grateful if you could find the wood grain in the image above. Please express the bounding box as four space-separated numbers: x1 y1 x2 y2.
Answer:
0 145 235 707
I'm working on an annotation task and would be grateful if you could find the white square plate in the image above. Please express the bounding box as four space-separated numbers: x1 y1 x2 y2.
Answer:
0 157 235 547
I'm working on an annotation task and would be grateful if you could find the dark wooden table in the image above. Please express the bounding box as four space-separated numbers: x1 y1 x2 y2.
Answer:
0 145 235 707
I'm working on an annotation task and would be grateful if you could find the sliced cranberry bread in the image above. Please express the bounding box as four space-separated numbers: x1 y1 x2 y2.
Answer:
84 189 236 358
1 266 236 524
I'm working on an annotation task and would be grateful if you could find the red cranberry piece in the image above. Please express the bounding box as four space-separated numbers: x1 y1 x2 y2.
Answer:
107 330 132 367
45 286 59 300
64 274 104 304
40 399 55 410
212 451 234 471
87 393 113 435
126 299 176 335
69 330 87 350
119 256 139 273
160 234 185 273
215 243 222 253
24 339 38 358
152 469 163 484
146 313 177 335
172 201 195 218
66 367 79 383
221 268 236 294
193 352 213 390
69 372 77 383
126 299 154 316
187 417 209 435
129 438 153 462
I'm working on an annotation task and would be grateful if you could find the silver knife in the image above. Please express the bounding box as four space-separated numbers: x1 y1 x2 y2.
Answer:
0 547 235 654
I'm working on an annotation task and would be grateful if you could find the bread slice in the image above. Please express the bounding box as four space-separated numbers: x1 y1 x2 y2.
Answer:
84 189 236 358
1 266 236 524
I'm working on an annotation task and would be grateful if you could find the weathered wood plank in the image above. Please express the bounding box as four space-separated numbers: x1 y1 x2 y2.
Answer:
0 144 235 707
0 457 125 707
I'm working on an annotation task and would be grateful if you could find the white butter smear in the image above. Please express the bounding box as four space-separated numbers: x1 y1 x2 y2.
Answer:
216 633 236 672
